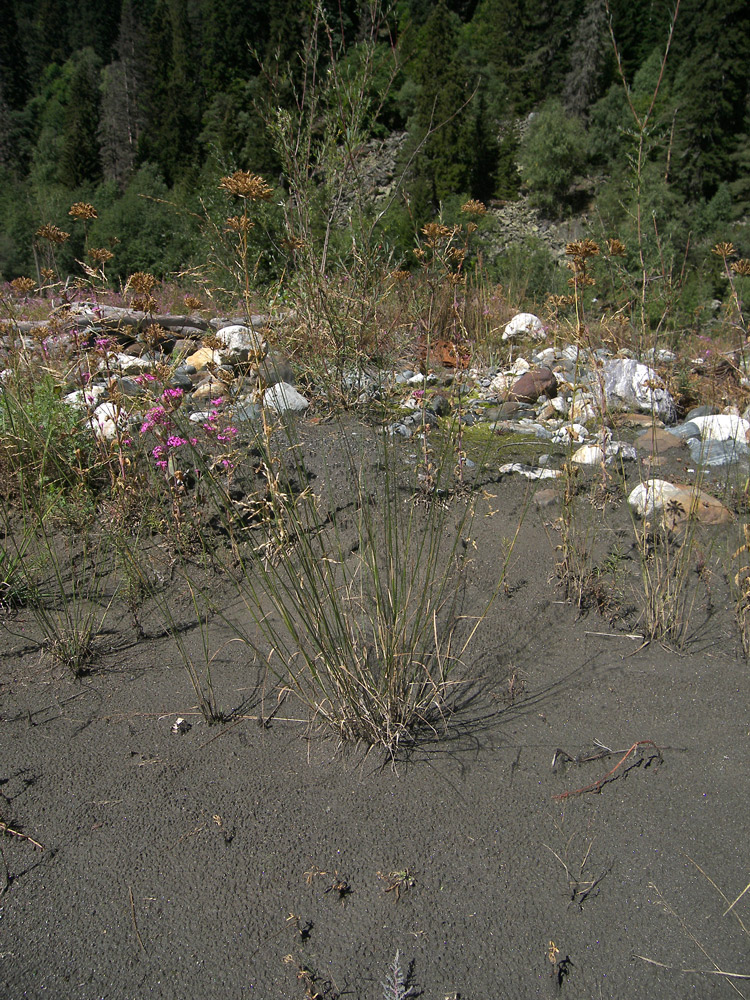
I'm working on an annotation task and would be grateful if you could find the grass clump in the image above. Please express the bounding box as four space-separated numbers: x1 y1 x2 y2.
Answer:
205 417 503 756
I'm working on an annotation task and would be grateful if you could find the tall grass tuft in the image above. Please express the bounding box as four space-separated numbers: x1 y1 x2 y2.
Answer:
198 416 505 755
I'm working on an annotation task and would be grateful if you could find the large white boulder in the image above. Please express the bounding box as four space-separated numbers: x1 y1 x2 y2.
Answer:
263 381 309 414
602 359 675 422
215 324 268 365
502 313 546 342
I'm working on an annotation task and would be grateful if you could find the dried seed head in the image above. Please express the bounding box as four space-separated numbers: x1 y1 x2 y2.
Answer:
36 223 70 244
40 268 57 283
225 215 255 233
184 295 203 311
461 199 487 216
712 242 736 258
131 295 157 314
731 258 750 277
568 273 595 287
388 269 410 283
10 276 36 296
127 271 158 295
219 171 273 200
88 247 114 266
69 202 97 221
282 235 305 252
606 238 626 256
566 239 599 260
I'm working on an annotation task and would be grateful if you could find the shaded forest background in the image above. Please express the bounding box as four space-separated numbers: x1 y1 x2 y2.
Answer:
0 0 748 306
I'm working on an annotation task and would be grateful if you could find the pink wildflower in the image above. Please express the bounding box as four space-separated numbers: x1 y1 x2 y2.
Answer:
166 435 187 448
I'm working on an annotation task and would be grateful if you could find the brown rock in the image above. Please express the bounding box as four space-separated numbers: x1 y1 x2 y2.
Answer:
533 488 558 508
614 412 665 429
662 484 732 528
508 367 557 403
635 427 686 455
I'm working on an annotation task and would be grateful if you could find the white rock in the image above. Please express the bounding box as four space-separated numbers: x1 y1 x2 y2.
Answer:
104 352 153 375
263 381 309 414
569 393 598 423
499 463 561 480
489 373 515 394
502 312 545 342
688 414 750 443
602 359 675 422
215 324 267 365
571 444 604 466
628 479 681 517
64 385 105 411
510 357 531 374
552 423 589 445
535 347 557 364
91 401 124 442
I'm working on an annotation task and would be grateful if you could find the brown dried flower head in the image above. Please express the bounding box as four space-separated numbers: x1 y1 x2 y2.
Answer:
420 223 453 248
89 247 114 266
389 269 410 283
219 171 273 200
36 223 70 245
10 276 36 296
184 295 203 311
730 259 750 277
712 242 736 259
69 202 98 221
568 273 595 287
127 271 158 295
282 236 305 252
606 238 626 257
566 239 600 260
461 199 487 216
225 215 255 233
131 295 157 314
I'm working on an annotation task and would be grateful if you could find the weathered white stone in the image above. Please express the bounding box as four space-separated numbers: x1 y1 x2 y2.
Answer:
628 479 682 517
263 381 309 414
502 312 545 342
629 479 731 525
215 324 267 365
687 413 750 443
552 423 589 445
498 462 561 480
91 401 124 441
571 444 604 466
602 359 675 422
64 385 105 411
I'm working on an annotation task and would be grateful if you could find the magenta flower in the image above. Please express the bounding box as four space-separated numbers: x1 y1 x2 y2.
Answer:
140 405 168 433
166 435 187 448
162 388 183 400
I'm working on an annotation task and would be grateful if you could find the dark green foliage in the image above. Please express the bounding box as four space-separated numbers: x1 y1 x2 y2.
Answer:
90 164 195 278
0 0 747 295
518 99 588 216
669 0 750 201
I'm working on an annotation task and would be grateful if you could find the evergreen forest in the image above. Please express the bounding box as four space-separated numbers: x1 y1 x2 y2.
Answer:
1 0 749 318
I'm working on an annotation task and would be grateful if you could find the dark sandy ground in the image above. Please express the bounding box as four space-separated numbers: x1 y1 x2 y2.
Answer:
1 416 749 1000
